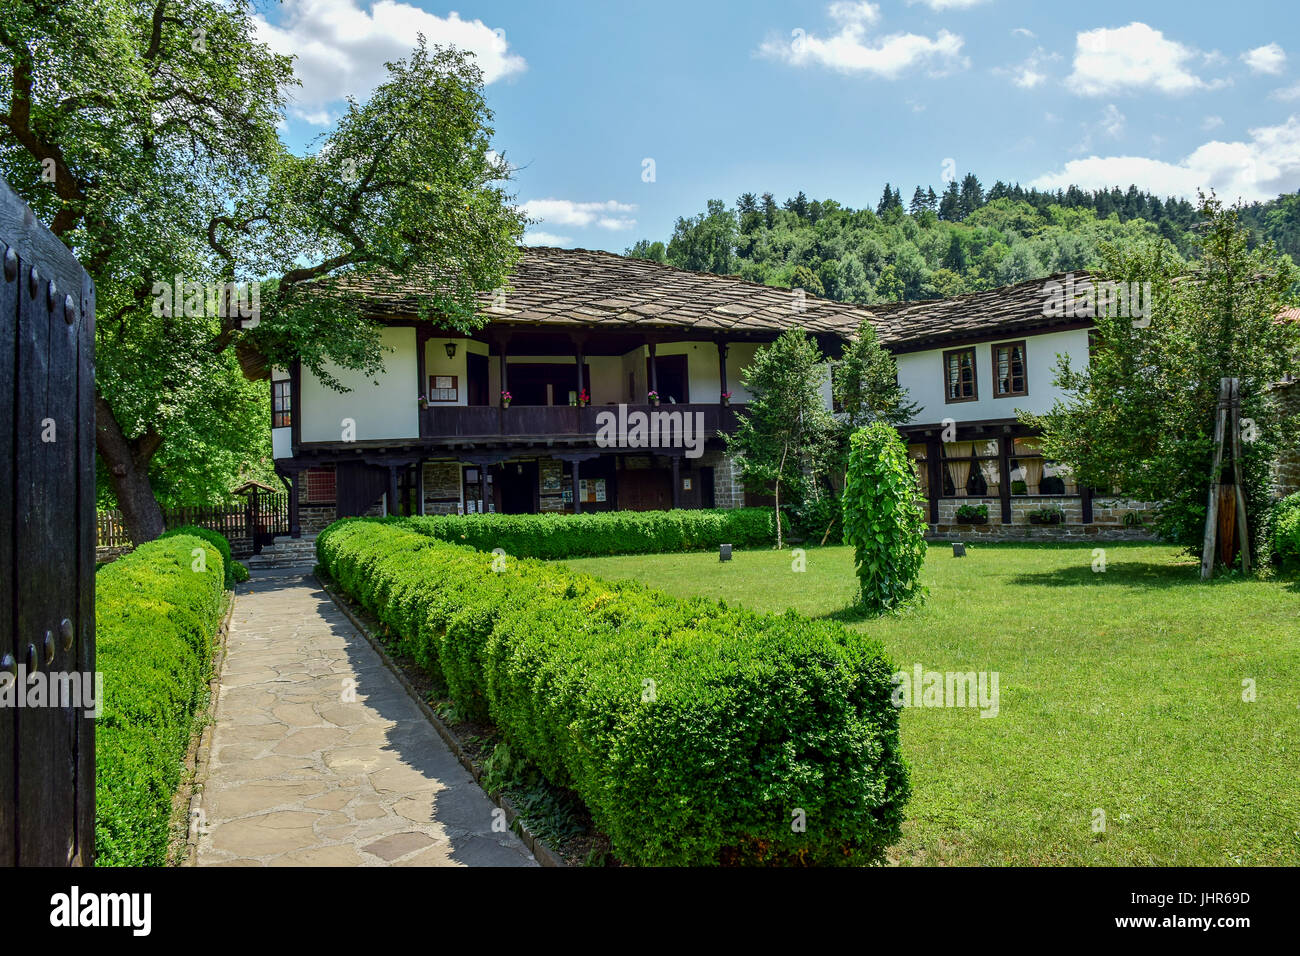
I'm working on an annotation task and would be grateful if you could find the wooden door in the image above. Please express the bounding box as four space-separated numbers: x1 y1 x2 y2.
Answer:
1 176 97 864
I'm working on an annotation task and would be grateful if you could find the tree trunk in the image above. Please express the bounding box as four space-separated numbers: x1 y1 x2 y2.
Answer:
774 442 788 550
95 392 165 544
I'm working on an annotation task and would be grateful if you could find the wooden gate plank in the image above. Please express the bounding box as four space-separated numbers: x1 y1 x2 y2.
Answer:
0 241 18 865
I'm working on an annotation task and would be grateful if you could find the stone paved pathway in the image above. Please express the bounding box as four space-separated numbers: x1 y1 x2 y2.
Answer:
195 568 537 867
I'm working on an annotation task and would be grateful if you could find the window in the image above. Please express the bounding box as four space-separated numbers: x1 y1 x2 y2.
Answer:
272 380 291 428
943 348 977 402
428 374 458 402
305 468 335 504
991 341 1027 397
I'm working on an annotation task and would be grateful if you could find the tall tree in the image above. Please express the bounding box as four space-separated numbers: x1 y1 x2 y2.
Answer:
1027 195 1300 567
0 3 525 542
938 180 961 221
833 321 921 430
726 330 835 549
958 173 985 219
666 198 736 274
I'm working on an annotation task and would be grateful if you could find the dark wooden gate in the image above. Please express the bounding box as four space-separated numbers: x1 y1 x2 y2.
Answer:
0 176 96 865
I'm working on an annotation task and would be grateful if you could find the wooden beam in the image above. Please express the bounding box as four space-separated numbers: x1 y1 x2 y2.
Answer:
998 437 1012 524
1200 378 1231 580
572 458 582 514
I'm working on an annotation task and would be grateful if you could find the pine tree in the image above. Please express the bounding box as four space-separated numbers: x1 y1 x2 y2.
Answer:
909 186 928 216
959 173 984 219
761 192 778 228
938 181 960 221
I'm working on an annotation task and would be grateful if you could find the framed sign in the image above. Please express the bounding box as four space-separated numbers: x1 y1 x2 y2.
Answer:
428 374 458 402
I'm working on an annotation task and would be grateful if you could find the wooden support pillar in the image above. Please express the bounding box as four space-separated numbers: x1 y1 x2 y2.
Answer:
387 465 399 518
480 467 489 514
417 458 425 516
572 459 582 514
925 436 941 525
574 335 585 402
717 340 729 401
288 472 301 538
496 332 510 401
671 456 681 510
998 435 1013 525
1080 485 1093 525
416 328 429 438
647 339 658 398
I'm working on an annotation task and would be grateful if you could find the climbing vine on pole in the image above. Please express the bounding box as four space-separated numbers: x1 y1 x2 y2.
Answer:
842 422 927 614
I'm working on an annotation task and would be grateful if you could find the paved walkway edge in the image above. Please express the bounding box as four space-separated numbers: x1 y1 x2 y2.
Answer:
316 573 566 868
179 590 236 866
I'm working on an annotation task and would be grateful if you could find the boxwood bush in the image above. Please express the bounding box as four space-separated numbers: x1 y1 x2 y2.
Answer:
161 524 239 588
96 534 225 866
390 507 781 560
317 519 909 866
1273 492 1300 567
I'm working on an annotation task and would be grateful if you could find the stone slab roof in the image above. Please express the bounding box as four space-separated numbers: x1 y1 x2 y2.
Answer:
332 246 873 340
871 272 1101 352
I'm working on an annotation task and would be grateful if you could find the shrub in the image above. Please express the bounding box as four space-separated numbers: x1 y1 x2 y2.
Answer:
1273 492 1300 566
954 503 989 523
841 423 927 613
389 507 782 560
95 534 224 866
161 525 236 588
316 519 909 866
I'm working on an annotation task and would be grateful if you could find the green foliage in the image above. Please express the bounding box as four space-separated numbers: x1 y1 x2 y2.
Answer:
842 423 927 613
389 507 781 560
0 9 525 536
955 503 989 523
95 534 224 866
1272 493 1300 566
316 520 909 866
161 525 236 588
624 176 1213 306
1028 195 1300 567
725 329 837 546
833 320 921 431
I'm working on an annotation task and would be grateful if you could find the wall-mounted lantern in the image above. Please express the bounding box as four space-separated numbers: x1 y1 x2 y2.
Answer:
445 341 457 359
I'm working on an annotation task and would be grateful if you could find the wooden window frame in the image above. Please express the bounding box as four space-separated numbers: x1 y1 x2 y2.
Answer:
428 374 459 403
271 379 292 428
942 347 978 403
991 340 1028 399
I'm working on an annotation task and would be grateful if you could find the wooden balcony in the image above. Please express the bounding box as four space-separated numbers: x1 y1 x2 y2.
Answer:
420 402 743 443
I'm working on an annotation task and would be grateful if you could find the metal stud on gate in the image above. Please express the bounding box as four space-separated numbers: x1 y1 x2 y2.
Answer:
43 629 55 666
25 642 38 673
3 245 15 281
60 617 74 650
28 264 39 299
0 653 14 676
47 278 58 309
63 293 76 325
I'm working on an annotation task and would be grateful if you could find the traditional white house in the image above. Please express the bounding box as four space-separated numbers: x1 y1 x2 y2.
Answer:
269 247 858 535
267 254 1154 539
874 272 1153 536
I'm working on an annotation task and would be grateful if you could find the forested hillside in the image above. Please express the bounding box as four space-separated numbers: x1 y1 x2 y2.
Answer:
626 174 1300 304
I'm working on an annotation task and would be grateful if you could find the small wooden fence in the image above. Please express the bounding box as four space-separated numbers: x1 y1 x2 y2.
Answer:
97 492 290 555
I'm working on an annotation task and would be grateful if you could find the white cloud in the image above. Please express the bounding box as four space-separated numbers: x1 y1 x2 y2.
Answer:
1202 115 1224 131
1100 104 1125 138
523 231 573 247
1011 28 1036 40
760 3 966 78
907 0 989 9
1030 115 1300 203
254 0 526 124
521 199 637 231
999 46 1059 89
1274 82 1300 101
1243 43 1286 75
1066 22 1218 96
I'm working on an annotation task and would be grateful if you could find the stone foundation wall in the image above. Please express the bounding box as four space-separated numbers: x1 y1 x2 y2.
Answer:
422 460 463 515
926 495 1159 540
699 449 744 509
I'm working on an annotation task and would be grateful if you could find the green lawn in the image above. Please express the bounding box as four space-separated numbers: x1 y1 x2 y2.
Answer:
561 543 1300 866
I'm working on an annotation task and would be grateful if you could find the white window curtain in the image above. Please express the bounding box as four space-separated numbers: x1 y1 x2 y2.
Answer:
908 444 929 498
944 441 974 497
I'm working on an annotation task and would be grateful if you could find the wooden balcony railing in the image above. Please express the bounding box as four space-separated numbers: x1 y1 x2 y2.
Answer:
420 402 744 441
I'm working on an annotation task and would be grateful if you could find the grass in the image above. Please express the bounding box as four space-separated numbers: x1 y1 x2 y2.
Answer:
561 542 1300 866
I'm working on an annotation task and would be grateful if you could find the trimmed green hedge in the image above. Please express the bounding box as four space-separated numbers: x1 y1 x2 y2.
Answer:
161 525 238 588
390 507 782 560
317 519 909 866
95 534 225 866
1274 492 1300 566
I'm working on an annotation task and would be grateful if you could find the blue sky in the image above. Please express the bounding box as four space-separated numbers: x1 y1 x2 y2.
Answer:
260 0 1300 252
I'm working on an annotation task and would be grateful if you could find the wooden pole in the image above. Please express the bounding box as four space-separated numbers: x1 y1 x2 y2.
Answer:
1200 378 1231 580
1228 378 1251 574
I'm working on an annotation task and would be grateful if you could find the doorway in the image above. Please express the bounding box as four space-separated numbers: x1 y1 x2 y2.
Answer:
647 353 689 403
495 460 538 513
466 352 489 405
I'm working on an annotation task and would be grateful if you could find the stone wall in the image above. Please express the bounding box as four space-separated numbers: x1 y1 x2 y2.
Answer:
926 495 1158 541
698 449 744 509
422 460 463 515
